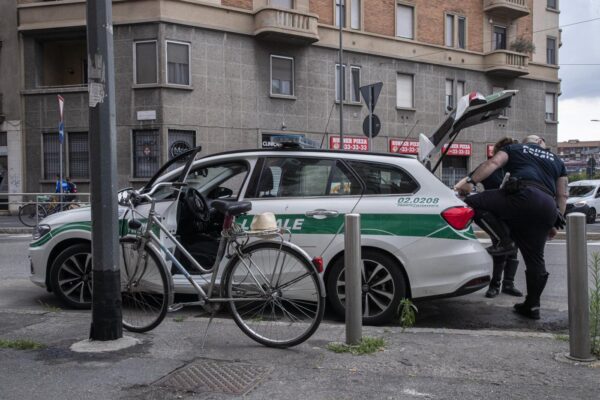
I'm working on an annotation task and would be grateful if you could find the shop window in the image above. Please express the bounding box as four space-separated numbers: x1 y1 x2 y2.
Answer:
133 130 160 178
68 132 89 179
442 156 468 188
168 129 195 160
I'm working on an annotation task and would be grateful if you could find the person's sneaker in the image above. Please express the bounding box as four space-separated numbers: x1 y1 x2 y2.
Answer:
502 283 523 297
513 302 540 320
485 285 500 298
486 243 517 257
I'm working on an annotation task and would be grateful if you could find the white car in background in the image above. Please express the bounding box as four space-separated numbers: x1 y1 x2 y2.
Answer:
566 180 600 224
29 91 517 324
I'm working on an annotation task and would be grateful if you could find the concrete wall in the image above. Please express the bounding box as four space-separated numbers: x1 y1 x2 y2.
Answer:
21 23 559 192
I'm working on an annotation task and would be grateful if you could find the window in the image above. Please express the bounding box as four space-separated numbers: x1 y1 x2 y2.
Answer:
42 133 60 180
457 81 465 101
168 129 195 160
335 64 346 102
43 132 90 180
254 158 361 198
134 41 158 85
351 0 361 29
545 93 556 121
335 0 345 28
493 86 507 116
166 41 190 86
37 38 87 87
133 129 160 178
493 26 507 50
547 37 557 65
547 0 557 10
445 15 454 47
187 162 248 199
271 0 293 8
396 4 414 39
350 66 361 103
271 55 294 96
0 132 6 147
442 157 468 188
68 132 89 179
458 17 466 49
396 73 414 108
348 161 418 195
445 79 454 111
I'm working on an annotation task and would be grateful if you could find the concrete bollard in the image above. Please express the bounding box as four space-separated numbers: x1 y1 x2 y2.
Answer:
566 213 595 361
345 214 362 345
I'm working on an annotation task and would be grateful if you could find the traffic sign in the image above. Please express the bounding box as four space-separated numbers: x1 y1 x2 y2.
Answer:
360 82 383 113
362 114 381 138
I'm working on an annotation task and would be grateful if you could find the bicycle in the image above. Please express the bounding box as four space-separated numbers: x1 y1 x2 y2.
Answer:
119 182 325 348
19 195 80 227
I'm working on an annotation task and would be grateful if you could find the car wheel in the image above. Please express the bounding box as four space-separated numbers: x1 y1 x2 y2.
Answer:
50 243 92 309
326 249 406 325
587 208 597 224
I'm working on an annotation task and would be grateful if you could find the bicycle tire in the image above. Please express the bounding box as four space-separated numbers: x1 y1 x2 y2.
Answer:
223 241 325 348
18 203 47 227
119 237 171 333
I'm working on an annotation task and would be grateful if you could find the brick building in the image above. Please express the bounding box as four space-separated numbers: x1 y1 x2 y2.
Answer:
557 139 600 175
3 0 561 195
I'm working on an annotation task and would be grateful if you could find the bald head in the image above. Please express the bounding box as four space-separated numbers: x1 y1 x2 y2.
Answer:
523 135 547 149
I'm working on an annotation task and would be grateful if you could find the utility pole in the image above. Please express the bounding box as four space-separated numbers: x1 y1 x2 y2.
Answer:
338 0 344 148
87 0 122 340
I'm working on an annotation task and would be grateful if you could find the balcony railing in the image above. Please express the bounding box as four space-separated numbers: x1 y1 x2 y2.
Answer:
483 0 530 20
254 7 319 45
484 50 529 77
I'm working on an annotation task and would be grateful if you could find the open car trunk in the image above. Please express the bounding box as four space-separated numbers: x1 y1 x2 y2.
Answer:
418 90 517 172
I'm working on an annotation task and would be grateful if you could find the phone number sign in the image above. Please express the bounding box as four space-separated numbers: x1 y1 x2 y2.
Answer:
442 143 472 156
330 136 369 151
390 139 419 154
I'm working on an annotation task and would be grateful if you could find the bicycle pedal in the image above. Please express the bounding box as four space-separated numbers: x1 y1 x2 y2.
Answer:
168 303 184 312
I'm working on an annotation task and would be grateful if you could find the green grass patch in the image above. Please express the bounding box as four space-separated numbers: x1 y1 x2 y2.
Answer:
37 300 61 312
326 337 386 355
0 339 45 350
554 334 569 342
173 316 186 323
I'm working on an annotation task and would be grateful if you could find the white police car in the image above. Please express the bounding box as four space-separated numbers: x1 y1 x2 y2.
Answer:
566 180 600 224
29 91 516 324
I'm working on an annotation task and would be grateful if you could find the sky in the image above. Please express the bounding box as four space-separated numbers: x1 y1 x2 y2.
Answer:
557 0 600 141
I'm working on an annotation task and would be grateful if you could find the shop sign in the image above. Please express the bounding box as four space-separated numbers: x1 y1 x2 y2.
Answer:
442 143 472 156
389 139 419 154
487 144 495 158
330 136 369 151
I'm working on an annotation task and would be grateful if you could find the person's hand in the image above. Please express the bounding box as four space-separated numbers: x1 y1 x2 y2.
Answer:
548 227 558 240
454 177 474 197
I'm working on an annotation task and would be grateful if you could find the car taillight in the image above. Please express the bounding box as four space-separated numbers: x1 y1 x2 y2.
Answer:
312 257 324 273
441 206 475 230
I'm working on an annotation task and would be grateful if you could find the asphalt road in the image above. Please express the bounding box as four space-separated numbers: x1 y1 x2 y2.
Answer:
2 234 599 333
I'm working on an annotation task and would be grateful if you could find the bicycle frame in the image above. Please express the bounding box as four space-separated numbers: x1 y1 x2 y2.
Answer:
125 187 294 311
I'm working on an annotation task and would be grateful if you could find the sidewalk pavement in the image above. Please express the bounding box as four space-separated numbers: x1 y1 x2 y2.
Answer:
1 308 599 400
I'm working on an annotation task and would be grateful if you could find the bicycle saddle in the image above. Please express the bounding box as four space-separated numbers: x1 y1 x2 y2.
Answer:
211 200 252 216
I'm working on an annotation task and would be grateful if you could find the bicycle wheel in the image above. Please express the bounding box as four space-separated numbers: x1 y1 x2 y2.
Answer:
18 203 47 227
223 241 325 348
119 237 171 333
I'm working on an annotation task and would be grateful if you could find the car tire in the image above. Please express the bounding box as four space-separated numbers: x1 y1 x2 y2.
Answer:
50 243 92 309
587 208 597 224
326 249 406 325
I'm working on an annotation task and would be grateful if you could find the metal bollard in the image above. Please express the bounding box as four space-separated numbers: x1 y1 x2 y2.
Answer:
566 213 595 361
345 214 362 345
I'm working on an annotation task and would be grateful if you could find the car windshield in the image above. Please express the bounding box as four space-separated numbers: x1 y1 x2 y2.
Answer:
569 185 595 197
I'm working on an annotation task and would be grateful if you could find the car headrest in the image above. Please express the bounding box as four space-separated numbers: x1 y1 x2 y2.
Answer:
258 167 274 193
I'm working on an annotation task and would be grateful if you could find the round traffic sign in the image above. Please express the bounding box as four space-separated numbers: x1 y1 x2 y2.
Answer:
362 114 381 138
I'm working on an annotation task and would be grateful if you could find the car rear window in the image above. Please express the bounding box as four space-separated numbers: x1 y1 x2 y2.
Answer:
347 161 419 195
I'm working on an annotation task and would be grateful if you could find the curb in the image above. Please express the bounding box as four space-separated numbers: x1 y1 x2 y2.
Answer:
0 227 32 234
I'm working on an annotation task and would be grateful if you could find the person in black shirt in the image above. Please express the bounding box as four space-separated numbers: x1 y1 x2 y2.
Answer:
456 137 522 298
456 135 568 319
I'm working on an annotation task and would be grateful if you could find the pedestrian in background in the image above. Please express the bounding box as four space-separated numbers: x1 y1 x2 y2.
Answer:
455 137 523 298
455 135 568 319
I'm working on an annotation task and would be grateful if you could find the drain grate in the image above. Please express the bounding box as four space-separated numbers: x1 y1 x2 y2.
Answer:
154 359 272 396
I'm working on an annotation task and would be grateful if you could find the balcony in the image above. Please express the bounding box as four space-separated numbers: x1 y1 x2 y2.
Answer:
484 50 529 77
484 0 530 20
254 7 319 45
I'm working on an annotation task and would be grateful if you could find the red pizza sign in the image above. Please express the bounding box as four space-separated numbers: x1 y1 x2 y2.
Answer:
487 144 495 158
442 143 472 156
390 139 419 154
329 136 369 151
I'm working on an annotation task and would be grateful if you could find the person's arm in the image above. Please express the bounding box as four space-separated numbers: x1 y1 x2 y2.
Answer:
555 176 569 214
455 151 508 194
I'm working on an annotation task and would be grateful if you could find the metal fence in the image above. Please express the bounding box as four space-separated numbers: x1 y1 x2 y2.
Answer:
0 192 91 226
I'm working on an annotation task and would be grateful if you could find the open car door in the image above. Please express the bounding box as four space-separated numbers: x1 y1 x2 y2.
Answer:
418 90 517 172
